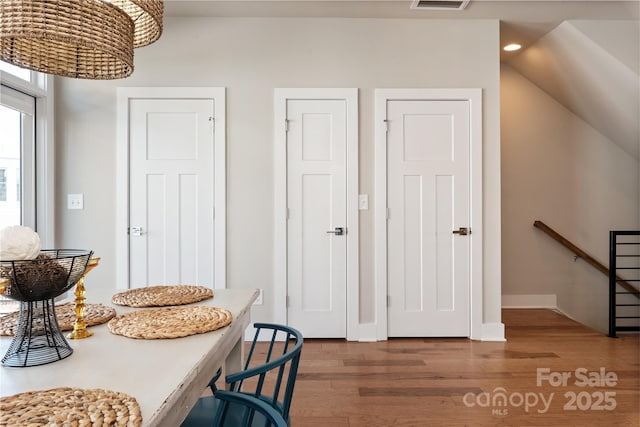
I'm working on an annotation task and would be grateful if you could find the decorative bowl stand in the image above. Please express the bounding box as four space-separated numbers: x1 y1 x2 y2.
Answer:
3 299 73 367
0 250 92 367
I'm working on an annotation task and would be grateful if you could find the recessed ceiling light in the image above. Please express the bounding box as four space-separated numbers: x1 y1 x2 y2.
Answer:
503 44 522 52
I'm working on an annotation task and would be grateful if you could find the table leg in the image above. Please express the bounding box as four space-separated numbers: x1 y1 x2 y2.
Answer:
224 320 250 389
224 340 242 390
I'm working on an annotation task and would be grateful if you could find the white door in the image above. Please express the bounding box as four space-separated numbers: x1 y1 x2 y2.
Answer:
387 100 470 337
128 99 215 288
286 99 347 338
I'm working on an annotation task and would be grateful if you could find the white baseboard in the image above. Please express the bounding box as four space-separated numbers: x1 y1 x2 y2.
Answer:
481 322 506 341
357 323 379 342
502 294 557 309
358 321 506 342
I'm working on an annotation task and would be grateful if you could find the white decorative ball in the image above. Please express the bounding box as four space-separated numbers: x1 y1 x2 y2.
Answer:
0 225 42 261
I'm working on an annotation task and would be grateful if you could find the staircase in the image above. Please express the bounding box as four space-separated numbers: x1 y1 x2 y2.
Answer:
533 221 640 336
608 230 640 337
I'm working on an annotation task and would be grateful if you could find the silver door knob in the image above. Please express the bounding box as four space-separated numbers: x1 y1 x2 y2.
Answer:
326 227 345 236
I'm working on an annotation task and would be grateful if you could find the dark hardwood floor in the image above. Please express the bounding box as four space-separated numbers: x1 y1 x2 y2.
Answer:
288 309 639 426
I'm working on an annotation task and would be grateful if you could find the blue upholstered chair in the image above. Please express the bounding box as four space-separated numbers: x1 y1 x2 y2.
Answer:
211 391 288 427
181 323 303 427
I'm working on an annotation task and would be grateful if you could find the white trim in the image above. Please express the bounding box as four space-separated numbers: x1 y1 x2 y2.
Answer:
550 306 581 325
357 323 379 342
373 92 388 341
502 294 558 309
481 322 506 342
36 75 55 248
374 88 483 341
273 88 359 340
116 87 226 290
20 94 35 229
0 71 47 98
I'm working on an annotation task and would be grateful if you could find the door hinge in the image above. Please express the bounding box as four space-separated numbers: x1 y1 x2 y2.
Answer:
285 119 290 132
286 296 290 307
383 119 389 133
286 208 291 220
386 208 390 220
129 227 144 236
209 116 215 131
387 295 391 307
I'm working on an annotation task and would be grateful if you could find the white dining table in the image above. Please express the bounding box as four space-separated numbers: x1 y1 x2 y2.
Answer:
0 287 259 427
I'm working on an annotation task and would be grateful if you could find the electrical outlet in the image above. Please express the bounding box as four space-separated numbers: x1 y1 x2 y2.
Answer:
253 289 263 305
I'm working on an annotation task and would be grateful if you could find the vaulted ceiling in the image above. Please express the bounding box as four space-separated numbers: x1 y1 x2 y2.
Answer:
509 20 639 159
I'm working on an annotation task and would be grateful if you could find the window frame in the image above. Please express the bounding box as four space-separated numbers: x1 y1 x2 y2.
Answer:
0 69 55 247
0 168 7 202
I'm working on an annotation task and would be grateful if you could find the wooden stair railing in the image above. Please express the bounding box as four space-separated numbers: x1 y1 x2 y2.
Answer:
533 220 640 299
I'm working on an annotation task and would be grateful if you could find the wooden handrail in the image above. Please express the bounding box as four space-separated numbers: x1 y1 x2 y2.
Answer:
533 220 640 298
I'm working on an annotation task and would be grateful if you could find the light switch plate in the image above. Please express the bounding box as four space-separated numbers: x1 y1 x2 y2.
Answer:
68 194 84 210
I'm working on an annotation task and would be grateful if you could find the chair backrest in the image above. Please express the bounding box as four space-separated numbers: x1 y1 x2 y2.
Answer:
226 323 303 423
213 390 288 427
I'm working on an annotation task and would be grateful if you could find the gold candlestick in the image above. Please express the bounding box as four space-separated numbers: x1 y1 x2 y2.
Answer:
68 257 100 339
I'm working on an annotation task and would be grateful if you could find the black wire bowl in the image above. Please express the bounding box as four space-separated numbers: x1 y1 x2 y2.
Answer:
0 249 93 302
0 249 93 367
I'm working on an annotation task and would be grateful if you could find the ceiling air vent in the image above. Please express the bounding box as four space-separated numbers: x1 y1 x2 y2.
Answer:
411 0 470 10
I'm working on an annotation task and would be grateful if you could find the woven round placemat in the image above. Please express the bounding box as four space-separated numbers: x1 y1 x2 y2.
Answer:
108 306 232 339
0 387 141 426
0 302 116 336
111 285 214 307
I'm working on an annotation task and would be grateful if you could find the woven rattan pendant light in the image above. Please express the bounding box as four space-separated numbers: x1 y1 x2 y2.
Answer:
0 0 163 80
109 0 163 48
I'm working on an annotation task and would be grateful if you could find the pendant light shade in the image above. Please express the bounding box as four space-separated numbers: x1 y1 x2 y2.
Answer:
109 0 163 48
0 0 163 80
0 0 134 79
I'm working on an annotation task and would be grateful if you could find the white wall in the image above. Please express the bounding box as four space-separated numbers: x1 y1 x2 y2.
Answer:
501 64 640 333
54 17 502 338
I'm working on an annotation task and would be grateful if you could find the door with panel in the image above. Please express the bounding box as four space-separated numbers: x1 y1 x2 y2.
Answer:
128 98 215 288
386 99 471 337
286 98 347 338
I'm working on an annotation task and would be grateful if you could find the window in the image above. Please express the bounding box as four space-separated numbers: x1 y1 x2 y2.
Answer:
0 65 52 242
0 65 52 313
0 87 34 229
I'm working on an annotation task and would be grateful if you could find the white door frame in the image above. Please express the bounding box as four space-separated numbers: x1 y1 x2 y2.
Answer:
116 87 226 290
274 88 359 340
374 88 483 340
